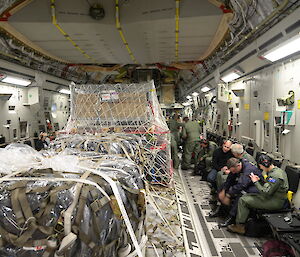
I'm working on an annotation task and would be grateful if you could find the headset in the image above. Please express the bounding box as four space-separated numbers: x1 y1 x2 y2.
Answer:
257 154 273 168
200 139 209 145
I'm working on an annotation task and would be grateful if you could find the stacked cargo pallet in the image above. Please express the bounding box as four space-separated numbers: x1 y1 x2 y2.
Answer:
65 81 172 185
0 81 172 256
0 143 146 257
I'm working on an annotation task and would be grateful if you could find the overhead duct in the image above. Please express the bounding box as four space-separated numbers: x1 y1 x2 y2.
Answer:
131 69 161 88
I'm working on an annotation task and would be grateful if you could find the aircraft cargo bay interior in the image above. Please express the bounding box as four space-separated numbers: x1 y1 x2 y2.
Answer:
0 0 300 256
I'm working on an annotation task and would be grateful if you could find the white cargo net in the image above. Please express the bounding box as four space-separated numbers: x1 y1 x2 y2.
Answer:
64 81 172 185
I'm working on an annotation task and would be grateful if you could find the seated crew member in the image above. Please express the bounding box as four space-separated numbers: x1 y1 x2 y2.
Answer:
216 143 256 190
181 118 202 170
35 132 49 151
227 154 289 234
213 158 263 227
194 139 218 179
231 143 256 164
207 140 233 189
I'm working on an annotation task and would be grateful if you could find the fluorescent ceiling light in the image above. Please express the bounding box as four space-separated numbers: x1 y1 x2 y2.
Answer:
186 95 192 99
262 34 300 62
2 76 31 86
192 92 199 97
59 88 71 94
201 86 211 92
221 72 240 83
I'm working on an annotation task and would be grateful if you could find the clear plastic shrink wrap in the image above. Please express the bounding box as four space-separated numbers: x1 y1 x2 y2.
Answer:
49 134 144 166
0 146 146 257
0 144 43 173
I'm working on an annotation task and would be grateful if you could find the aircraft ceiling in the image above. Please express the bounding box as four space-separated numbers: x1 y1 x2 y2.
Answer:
0 0 298 98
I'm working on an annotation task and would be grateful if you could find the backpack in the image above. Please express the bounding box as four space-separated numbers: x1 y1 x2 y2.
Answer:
194 160 206 176
262 240 295 257
245 217 272 237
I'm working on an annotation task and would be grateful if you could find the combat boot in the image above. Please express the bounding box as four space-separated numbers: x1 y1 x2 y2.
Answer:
227 224 245 235
209 205 221 217
219 216 235 227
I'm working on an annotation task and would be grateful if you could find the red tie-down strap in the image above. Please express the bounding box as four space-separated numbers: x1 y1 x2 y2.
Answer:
219 4 232 14
150 143 167 150
0 11 11 21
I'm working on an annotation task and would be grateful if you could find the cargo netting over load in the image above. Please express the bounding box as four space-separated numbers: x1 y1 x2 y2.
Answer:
0 144 146 257
64 81 172 185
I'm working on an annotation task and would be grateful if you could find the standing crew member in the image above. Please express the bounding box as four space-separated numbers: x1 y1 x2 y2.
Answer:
168 113 181 145
168 114 182 169
181 119 202 170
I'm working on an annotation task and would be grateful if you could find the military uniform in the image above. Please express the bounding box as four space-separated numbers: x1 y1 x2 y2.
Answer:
168 118 181 145
222 160 263 217
194 141 218 177
200 141 218 170
236 167 289 224
170 134 180 169
216 151 256 190
167 118 182 170
242 152 256 165
181 121 202 169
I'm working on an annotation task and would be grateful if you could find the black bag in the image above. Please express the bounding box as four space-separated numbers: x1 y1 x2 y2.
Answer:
262 240 295 257
245 217 272 237
194 160 206 176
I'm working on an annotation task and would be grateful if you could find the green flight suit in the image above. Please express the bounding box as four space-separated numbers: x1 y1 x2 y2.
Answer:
242 152 256 165
170 133 180 169
236 167 289 223
168 118 182 169
216 151 257 190
198 141 218 170
181 121 202 169
168 119 181 145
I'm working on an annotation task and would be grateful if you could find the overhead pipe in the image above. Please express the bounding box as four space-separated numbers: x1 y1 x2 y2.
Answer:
75 64 123 72
224 0 289 57
156 63 179 71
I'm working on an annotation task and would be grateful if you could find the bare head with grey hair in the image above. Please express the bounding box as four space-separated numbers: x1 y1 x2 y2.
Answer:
230 144 244 158
226 157 243 173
